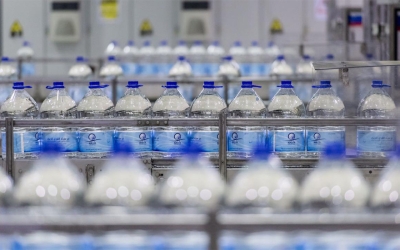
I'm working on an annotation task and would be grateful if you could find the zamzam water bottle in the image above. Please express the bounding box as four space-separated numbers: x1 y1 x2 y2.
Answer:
152 81 189 158
77 82 114 158
121 40 139 76
268 80 305 158
0 57 17 103
357 80 396 158
114 81 152 158
189 81 227 158
17 41 35 76
40 82 78 158
1 82 39 159
306 80 345 157
228 81 267 158
68 56 93 103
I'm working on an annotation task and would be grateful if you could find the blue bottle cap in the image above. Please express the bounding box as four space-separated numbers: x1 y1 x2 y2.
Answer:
223 55 233 60
203 81 223 89
267 41 275 47
127 40 134 46
178 40 186 45
126 81 143 88
76 56 86 62
160 40 168 46
89 81 109 89
252 143 271 160
326 54 334 60
312 80 332 89
143 40 151 46
111 40 118 45
178 56 186 61
241 81 261 88
276 55 285 60
372 80 390 88
107 55 116 61
212 41 219 46
234 41 241 46
366 53 373 59
41 141 63 154
46 81 65 89
323 142 346 159
251 41 258 46
13 82 32 89
162 81 179 88
194 40 202 45
23 41 30 46
277 80 294 88
114 142 134 155
1 57 9 62
303 55 310 60
393 144 400 158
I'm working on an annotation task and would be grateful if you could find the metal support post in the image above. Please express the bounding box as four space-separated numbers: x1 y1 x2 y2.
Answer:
206 211 218 250
111 77 118 105
223 76 229 104
219 109 227 181
17 58 22 80
5 118 14 178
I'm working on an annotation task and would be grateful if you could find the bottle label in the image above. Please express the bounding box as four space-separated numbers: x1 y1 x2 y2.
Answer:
240 63 251 76
206 63 220 76
115 130 152 152
42 131 78 152
78 130 114 153
227 130 266 152
273 130 305 152
156 63 173 75
139 63 157 75
21 63 35 76
121 62 138 75
1 131 41 153
190 131 219 152
153 130 188 152
249 63 266 76
191 63 207 76
306 130 345 152
357 130 396 152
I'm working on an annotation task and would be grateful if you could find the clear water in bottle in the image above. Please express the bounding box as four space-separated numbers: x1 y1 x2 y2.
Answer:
269 55 293 100
77 82 114 159
169 56 194 102
189 41 207 76
114 81 152 158
99 55 124 100
40 82 78 158
155 40 174 76
0 57 17 103
138 40 156 76
173 40 189 56
268 80 305 158
68 56 93 103
1 82 39 159
121 40 139 76
17 41 35 76
104 40 122 58
295 55 315 103
306 80 345 157
300 142 370 210
229 41 249 76
206 41 225 76
357 80 396 158
228 81 267 158
190 81 227 158
247 41 266 76
152 81 189 158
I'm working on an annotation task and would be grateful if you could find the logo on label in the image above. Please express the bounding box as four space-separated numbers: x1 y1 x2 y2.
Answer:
174 133 183 145
231 132 241 144
139 133 149 145
87 133 100 145
286 133 299 144
313 132 322 141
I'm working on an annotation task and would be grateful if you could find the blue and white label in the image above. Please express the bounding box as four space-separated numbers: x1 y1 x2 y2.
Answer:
139 63 157 76
191 63 207 76
191 131 219 152
115 131 152 152
227 130 266 152
21 63 35 76
78 131 114 153
42 131 78 152
153 131 188 152
249 63 266 76
239 63 251 76
306 130 345 152
1 131 41 153
121 62 138 75
273 130 305 152
206 63 220 76
156 63 173 75
357 130 396 152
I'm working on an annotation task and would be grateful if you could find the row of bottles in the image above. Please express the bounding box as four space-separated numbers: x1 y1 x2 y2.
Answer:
0 77 395 159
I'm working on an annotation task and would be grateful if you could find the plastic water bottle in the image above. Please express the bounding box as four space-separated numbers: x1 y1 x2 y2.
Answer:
0 57 17 103
173 40 189 56
40 82 78 158
306 80 345 157
189 81 226 157
228 41 248 76
114 81 152 158
77 81 114 158
152 81 189 158
1 82 39 159
169 56 193 102
121 40 139 76
269 55 293 100
99 55 124 100
12 232 92 250
370 145 400 208
268 80 305 158
217 55 241 102
85 143 154 206
295 55 314 103
104 40 122 58
138 40 156 76
95 232 161 249
206 41 225 76
158 144 225 209
13 142 86 206
155 40 174 76
226 144 299 209
17 41 35 76
357 80 396 157
247 41 266 76
165 231 209 250
300 142 370 210
189 41 207 76
265 41 281 75
244 232 289 249
228 81 267 158
68 56 93 103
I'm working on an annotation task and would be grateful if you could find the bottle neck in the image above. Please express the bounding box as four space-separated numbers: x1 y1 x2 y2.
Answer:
200 88 218 95
237 88 257 96
276 88 296 96
163 88 182 96
315 87 336 96
125 88 142 96
88 88 107 96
